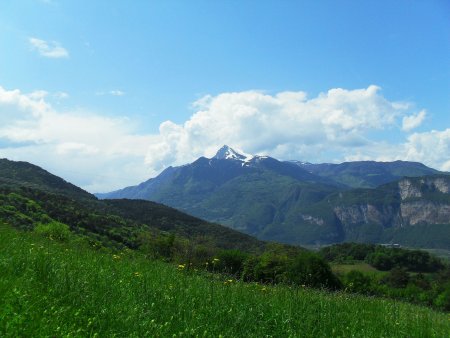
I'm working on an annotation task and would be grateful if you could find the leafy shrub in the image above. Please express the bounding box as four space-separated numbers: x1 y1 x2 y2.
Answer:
434 285 450 311
367 248 443 272
34 221 71 242
344 270 373 294
242 251 341 289
138 231 175 260
212 249 249 276
244 251 288 284
382 267 410 288
286 252 342 289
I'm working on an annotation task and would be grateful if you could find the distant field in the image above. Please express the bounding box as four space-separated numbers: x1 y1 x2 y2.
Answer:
1 225 449 337
331 262 382 276
421 248 450 261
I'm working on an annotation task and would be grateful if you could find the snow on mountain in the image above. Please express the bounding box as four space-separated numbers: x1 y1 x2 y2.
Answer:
213 145 254 162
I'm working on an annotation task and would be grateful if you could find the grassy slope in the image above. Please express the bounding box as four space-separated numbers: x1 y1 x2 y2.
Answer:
1 225 448 337
331 262 382 276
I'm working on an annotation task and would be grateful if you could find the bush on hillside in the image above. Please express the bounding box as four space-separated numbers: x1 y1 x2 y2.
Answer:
211 249 249 276
344 270 373 294
286 252 342 289
34 221 71 242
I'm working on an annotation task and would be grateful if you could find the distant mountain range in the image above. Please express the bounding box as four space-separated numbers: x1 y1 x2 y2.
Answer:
293 160 440 188
98 145 450 249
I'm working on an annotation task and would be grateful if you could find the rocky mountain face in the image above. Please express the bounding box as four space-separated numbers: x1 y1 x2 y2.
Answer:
98 146 450 249
331 176 450 228
398 177 450 225
323 176 450 247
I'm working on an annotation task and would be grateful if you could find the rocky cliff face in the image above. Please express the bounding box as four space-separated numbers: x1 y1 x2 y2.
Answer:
333 204 400 227
332 176 450 240
398 179 423 200
425 177 450 194
400 201 450 225
398 177 450 200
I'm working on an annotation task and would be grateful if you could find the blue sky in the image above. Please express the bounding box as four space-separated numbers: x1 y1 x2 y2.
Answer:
0 0 449 192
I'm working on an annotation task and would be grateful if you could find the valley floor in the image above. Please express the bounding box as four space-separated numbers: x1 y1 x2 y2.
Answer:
1 225 449 337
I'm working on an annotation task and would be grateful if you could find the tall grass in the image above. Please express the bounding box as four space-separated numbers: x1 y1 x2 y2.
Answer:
1 225 448 337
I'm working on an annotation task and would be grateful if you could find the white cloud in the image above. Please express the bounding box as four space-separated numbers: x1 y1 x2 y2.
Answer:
0 86 154 192
0 84 447 193
110 90 125 96
344 129 450 172
144 85 410 169
54 92 69 99
403 129 450 171
402 110 426 131
95 90 125 97
29 37 69 58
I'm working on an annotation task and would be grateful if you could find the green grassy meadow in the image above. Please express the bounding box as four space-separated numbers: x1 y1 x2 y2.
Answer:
331 262 382 276
1 225 449 337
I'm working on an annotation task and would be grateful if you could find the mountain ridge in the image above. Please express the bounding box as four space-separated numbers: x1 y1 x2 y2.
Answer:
0 157 266 253
97 146 450 249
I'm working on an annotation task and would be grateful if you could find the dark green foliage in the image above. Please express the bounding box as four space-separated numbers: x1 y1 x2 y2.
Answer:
434 284 450 311
243 250 289 284
105 198 264 252
320 242 376 262
327 243 450 310
241 249 340 289
212 249 249 276
34 221 72 242
286 252 342 289
344 270 373 294
138 231 175 259
367 251 394 270
366 247 444 272
322 242 445 273
382 267 410 288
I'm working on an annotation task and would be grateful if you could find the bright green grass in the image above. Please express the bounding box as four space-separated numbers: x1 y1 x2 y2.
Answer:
1 225 449 337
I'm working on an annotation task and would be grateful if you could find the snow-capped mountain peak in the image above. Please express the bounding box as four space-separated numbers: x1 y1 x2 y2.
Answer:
213 145 253 162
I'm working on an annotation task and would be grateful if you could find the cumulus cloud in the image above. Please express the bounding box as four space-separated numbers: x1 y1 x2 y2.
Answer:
95 90 125 97
29 37 69 58
1 84 448 192
144 85 410 169
0 86 154 192
344 129 450 172
402 110 426 131
403 129 450 171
